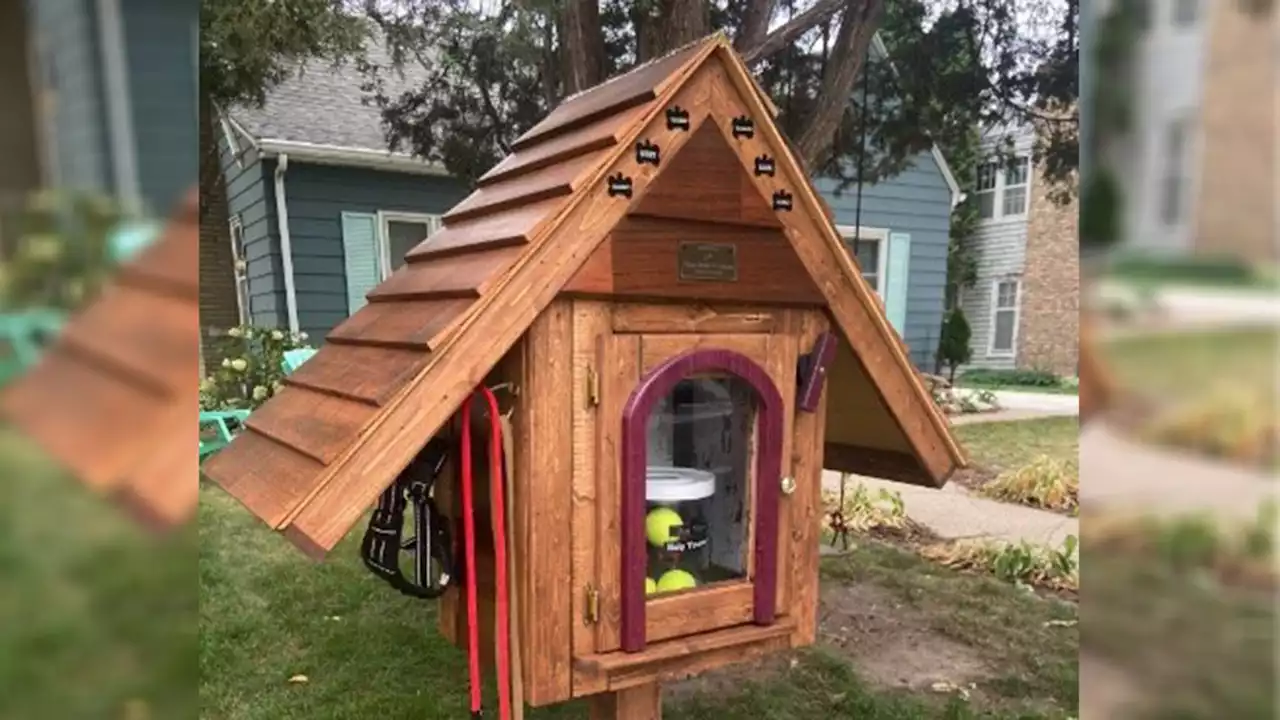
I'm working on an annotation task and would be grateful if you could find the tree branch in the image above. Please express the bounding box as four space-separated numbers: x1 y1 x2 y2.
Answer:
740 0 846 65
562 0 604 95
795 0 884 169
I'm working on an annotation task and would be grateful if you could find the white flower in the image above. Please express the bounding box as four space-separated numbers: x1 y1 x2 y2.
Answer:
271 330 284 341
297 332 308 341
221 357 232 368
230 358 248 372
272 381 284 392
252 385 269 401
243 328 254 339
199 377 215 393
227 327 243 338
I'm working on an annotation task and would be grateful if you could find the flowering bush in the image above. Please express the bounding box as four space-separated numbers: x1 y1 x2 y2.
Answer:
199 325 311 411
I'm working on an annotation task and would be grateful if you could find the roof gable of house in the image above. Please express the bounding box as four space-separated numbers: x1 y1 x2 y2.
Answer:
203 33 964 559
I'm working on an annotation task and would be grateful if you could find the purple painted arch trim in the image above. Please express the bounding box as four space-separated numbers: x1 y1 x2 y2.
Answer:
619 348 785 653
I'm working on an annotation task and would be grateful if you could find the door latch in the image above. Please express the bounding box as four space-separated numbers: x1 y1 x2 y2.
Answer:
585 584 600 625
585 366 600 407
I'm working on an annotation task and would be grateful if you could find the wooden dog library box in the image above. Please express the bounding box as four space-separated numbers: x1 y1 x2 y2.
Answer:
204 34 964 718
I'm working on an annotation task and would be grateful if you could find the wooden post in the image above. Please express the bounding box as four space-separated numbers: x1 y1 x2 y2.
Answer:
588 682 662 720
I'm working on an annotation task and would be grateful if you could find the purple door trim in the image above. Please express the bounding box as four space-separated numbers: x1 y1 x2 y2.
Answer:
619 348 784 653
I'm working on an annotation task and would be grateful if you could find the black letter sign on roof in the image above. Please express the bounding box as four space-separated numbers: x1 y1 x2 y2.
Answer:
754 154 776 177
666 105 690 131
636 140 661 166
607 173 634 199
772 190 793 211
731 115 754 139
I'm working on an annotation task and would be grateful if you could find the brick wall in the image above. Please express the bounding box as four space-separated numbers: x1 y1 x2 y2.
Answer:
198 110 240 371
1194 1 1277 263
1017 166 1080 376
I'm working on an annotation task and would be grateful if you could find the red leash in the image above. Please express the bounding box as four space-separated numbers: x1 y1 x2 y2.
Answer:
460 387 511 720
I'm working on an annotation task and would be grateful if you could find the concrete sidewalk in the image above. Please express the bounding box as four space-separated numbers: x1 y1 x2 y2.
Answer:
821 471 1079 548
820 420 1270 553
1079 421 1275 521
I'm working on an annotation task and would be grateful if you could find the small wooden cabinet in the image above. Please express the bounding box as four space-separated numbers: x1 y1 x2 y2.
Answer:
463 301 834 703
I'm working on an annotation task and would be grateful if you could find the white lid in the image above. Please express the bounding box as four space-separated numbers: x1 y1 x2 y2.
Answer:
646 466 715 502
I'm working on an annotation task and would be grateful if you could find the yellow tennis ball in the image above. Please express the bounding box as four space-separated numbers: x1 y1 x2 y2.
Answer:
656 569 697 593
645 577 657 595
645 506 684 547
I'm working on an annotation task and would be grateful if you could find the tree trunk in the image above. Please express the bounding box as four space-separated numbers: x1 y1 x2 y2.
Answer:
561 0 605 95
735 0 775 52
794 0 884 170
652 0 710 55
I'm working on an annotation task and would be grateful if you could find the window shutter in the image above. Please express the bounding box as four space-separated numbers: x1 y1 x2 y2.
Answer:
884 232 911 334
341 212 380 315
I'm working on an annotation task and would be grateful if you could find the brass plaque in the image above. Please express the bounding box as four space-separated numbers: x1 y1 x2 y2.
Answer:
677 242 738 282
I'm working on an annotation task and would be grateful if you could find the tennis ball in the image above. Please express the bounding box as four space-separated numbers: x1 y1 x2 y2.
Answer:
656 569 697 593
645 577 658 595
645 506 684 547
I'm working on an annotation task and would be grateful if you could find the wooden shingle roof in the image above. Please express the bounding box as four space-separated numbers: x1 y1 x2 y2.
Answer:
0 189 200 530
204 33 965 558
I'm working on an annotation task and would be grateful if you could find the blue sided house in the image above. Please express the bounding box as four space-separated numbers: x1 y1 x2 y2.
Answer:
210 35 958 368
7 0 198 218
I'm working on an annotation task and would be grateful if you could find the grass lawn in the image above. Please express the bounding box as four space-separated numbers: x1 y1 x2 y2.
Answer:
1102 255 1280 291
199 480 1078 719
0 430 198 718
1102 328 1278 404
952 417 1079 476
1081 510 1276 718
1101 328 1278 468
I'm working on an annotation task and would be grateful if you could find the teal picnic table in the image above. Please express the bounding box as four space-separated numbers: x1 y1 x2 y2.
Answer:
0 218 162 389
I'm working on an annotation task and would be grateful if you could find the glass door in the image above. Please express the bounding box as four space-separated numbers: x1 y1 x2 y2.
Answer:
619 344 785 652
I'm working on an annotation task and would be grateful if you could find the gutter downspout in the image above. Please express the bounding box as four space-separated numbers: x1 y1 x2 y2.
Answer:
97 0 142 213
273 154 300 334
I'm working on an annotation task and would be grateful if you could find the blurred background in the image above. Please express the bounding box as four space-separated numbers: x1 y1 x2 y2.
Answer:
1079 0 1277 717
0 0 199 718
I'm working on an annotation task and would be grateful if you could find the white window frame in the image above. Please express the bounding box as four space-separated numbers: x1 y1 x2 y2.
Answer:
836 225 889 296
228 215 250 325
987 278 1022 358
376 211 444 279
975 161 999 220
975 153 1032 222
1001 156 1030 217
1159 117 1189 227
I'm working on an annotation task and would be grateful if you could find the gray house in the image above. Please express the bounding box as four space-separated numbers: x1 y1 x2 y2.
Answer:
210 37 959 367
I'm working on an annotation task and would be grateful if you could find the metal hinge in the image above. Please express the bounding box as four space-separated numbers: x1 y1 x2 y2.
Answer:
585 366 600 407
585 584 600 625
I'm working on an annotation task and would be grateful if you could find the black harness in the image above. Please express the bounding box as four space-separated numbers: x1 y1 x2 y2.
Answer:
359 439 455 599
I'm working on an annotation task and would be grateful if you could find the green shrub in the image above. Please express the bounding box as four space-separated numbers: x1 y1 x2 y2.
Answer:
199 324 311 411
935 308 972 383
959 367 1062 388
980 455 1079 512
0 191 131 311
922 535 1079 591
